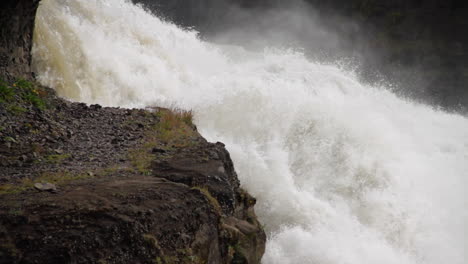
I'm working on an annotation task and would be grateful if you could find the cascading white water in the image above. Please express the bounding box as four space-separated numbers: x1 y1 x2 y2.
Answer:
32 0 468 263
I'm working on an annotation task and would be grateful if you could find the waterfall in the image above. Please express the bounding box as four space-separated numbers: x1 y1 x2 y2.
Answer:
33 0 468 263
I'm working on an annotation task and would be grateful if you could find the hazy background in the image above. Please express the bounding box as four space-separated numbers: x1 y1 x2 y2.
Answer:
133 0 468 113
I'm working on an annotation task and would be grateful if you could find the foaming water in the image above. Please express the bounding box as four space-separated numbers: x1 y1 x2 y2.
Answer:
33 0 468 263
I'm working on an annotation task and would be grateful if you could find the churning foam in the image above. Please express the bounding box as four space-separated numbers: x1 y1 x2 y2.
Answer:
33 0 468 263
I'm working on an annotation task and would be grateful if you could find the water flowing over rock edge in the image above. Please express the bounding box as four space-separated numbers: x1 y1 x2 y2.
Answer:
0 1 265 263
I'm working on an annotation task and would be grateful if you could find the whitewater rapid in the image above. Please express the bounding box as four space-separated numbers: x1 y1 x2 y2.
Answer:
33 0 468 263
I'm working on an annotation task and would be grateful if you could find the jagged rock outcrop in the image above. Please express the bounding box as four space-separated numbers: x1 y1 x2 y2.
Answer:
0 80 265 264
0 1 265 263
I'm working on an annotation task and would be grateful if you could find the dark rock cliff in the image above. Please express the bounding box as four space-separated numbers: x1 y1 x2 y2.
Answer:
0 0 265 263
0 85 266 263
0 0 40 81
305 0 468 111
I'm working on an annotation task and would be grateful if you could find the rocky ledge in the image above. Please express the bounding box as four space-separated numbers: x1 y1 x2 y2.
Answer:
0 79 266 264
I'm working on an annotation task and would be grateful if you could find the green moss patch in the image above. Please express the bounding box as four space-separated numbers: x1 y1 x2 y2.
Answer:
0 78 49 110
0 80 15 103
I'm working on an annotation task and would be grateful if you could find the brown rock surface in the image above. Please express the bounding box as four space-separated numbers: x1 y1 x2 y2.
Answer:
0 81 265 263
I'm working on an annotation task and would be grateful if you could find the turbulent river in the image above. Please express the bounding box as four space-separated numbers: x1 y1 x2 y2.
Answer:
32 0 468 263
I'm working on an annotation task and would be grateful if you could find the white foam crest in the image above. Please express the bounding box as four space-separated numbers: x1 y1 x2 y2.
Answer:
33 0 468 263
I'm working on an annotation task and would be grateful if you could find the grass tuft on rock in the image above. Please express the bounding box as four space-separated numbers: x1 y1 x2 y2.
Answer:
154 108 195 144
128 108 197 174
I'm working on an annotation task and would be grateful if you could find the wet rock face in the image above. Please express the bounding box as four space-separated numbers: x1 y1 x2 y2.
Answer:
151 142 267 263
0 0 40 81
